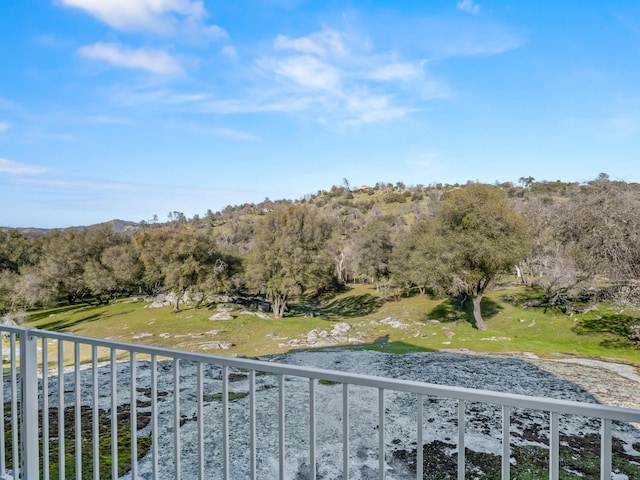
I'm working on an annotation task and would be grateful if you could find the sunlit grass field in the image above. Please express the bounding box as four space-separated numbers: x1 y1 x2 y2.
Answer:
20 283 640 368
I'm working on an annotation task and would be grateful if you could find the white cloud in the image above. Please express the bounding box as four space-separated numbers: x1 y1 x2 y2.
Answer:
259 55 341 91
108 87 212 107
369 61 424 82
274 29 347 57
202 97 313 114
57 0 221 37
0 159 48 175
0 122 10 132
221 45 238 58
99 18 511 129
210 127 259 141
457 0 480 15
205 25 228 39
253 28 439 126
77 42 183 75
59 0 196 34
342 92 412 126
433 28 523 57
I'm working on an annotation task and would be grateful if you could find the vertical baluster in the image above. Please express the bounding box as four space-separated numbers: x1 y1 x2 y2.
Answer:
343 383 349 480
43 338 50 480
151 355 158 480
131 352 137 480
0 332 4 477
457 400 465 480
74 342 81 480
92 345 99 480
111 349 118 480
378 388 385 480
416 394 423 480
197 362 204 480
279 374 285 480
600 418 612 480
502 405 510 480
10 334 19 477
309 378 316 480
549 412 559 480
250 370 257 480
58 339 65 480
174 358 181 480
20 330 39 479
222 365 229 480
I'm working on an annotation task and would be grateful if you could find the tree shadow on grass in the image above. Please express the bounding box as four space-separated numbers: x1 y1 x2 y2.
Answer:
426 297 503 329
361 335 437 354
282 335 437 356
308 294 383 319
497 286 545 306
34 313 104 332
572 313 638 348
26 304 86 323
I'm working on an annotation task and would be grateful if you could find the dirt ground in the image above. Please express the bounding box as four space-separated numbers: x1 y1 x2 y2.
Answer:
470 351 640 412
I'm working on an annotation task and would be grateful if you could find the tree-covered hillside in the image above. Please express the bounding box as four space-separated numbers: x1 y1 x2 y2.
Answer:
2 175 640 340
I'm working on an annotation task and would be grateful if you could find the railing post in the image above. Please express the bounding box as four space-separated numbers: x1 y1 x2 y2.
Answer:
20 329 40 479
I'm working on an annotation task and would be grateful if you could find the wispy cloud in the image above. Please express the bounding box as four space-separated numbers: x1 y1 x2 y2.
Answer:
88 19 516 128
57 0 226 40
77 42 183 75
202 97 313 114
274 30 347 57
457 0 480 15
250 28 447 126
258 55 341 91
221 45 238 58
14 176 138 191
0 159 48 175
84 115 133 125
368 61 424 82
341 93 411 126
109 87 210 107
210 127 259 141
0 122 10 132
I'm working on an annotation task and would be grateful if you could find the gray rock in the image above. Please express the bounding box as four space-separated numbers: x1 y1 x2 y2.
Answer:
209 311 234 321
380 317 408 329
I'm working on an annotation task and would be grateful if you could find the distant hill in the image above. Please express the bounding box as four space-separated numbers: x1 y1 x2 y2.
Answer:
0 219 139 238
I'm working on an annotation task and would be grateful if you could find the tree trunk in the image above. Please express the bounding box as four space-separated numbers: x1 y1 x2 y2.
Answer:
273 295 287 319
472 294 487 330
172 288 186 313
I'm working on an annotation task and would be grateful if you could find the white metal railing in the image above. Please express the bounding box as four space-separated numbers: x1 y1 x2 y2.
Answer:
1 325 640 479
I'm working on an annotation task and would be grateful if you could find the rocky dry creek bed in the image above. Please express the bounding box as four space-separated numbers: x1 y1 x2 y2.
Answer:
35 351 640 479
3 347 639 479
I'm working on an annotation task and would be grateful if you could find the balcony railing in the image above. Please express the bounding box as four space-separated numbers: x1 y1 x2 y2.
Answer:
2 325 640 479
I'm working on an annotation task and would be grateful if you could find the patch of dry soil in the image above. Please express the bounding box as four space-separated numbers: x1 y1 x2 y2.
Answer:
461 350 640 412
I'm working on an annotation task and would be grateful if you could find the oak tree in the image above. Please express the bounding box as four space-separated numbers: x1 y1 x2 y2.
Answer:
247 205 333 318
437 184 531 330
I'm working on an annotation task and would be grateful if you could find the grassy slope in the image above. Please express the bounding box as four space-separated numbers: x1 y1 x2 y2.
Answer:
23 284 640 367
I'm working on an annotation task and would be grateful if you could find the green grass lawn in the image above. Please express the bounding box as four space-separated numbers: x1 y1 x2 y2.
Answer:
21 284 640 368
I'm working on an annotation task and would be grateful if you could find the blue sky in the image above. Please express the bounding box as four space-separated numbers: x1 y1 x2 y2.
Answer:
2 0 640 228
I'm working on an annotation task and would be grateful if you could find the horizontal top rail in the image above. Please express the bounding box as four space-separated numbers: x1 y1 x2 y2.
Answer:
10 326 640 424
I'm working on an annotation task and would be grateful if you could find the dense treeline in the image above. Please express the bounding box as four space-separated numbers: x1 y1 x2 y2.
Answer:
2 175 639 329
